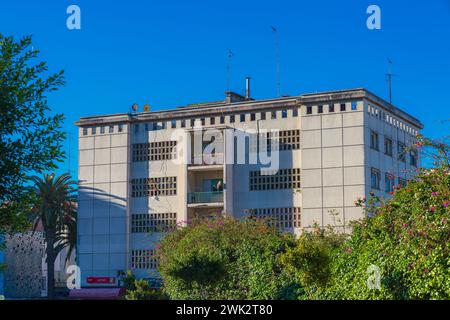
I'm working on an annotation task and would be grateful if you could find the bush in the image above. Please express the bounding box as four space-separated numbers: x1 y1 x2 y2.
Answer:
123 271 168 300
157 217 301 300
320 167 450 299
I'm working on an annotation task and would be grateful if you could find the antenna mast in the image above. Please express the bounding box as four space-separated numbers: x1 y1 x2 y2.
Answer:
271 26 281 97
386 58 394 104
226 49 234 92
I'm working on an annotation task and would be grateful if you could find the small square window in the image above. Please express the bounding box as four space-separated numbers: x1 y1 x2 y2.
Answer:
292 109 298 117
271 111 277 119
351 101 358 110
250 113 256 121
82 128 88 136
240 114 246 122
282 110 288 118
306 106 312 114
261 112 266 120
171 120 177 128
318 105 323 114
340 103 346 111
329 104 334 113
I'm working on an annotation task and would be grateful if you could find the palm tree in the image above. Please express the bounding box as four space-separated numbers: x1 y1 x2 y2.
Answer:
30 173 77 299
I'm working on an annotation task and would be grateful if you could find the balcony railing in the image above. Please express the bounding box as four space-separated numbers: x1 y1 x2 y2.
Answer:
187 191 223 204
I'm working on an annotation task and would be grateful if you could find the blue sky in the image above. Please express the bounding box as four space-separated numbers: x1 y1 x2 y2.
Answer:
1 0 449 176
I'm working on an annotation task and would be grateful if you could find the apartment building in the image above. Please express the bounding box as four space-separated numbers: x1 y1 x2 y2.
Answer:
75 87 423 287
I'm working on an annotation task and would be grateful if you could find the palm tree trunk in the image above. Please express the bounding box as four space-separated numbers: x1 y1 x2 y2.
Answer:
46 230 56 300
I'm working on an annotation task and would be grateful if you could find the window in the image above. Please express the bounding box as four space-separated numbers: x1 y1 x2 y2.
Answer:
249 168 301 191
271 111 277 119
370 131 379 150
410 149 418 167
282 110 288 118
210 117 215 125
318 105 323 114
220 115 225 124
109 125 114 133
132 141 177 162
181 119 186 128
264 129 301 151
261 112 266 120
398 142 406 162
201 118 205 126
250 113 256 121
292 108 298 117
371 168 380 190
306 106 312 115
131 176 177 197
131 212 177 233
131 250 158 270
230 115 235 123
171 119 177 129
340 103 346 112
82 128 88 136
385 174 394 193
351 101 358 110
248 207 301 229
329 104 335 113
384 138 393 156
118 124 123 132
160 122 166 130
92 127 97 135
100 126 105 134
134 124 139 133
240 114 246 122
398 178 407 188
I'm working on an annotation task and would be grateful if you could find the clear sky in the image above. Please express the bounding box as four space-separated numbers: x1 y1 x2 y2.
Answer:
1 0 449 176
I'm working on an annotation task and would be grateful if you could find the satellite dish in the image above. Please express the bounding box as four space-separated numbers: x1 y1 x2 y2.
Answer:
131 103 139 112
143 104 150 112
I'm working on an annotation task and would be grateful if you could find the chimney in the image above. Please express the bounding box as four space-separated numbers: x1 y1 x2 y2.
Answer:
245 77 251 99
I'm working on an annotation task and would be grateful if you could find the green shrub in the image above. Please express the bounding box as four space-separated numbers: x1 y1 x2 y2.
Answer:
157 217 301 300
123 271 168 300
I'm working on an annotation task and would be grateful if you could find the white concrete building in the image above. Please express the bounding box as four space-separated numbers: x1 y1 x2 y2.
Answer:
75 87 423 287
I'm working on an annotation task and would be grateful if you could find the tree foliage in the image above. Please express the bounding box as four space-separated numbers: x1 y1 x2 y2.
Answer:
0 34 65 233
158 217 301 300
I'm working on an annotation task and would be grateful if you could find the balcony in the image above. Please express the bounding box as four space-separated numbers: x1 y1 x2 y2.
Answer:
187 191 223 205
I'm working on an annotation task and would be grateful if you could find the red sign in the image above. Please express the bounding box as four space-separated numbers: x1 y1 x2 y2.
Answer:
87 277 116 284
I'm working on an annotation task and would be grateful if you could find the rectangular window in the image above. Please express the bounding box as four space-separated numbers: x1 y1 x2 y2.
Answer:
318 105 323 114
250 113 256 121
371 168 380 190
398 142 406 162
82 128 88 136
160 122 166 130
370 131 379 150
230 115 235 123
249 168 301 191
109 125 114 133
201 118 205 126
131 212 177 233
271 111 277 119
210 117 215 125
410 149 418 167
100 126 105 134
384 138 393 156
171 119 177 129
292 108 298 117
282 110 288 118
181 119 186 128
131 249 158 270
134 124 139 133
351 101 358 110
92 127 96 135
261 112 266 120
220 115 225 124
118 124 123 132
131 176 177 197
385 174 394 193
398 178 407 188
306 106 312 114
329 104 334 113
340 103 346 112
240 114 246 122
248 207 301 230
132 141 177 162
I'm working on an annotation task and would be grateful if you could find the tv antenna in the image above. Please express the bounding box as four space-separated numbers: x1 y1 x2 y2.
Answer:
385 58 396 104
271 25 281 97
226 49 234 92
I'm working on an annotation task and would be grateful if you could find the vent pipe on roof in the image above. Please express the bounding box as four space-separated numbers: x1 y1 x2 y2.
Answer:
245 77 251 100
